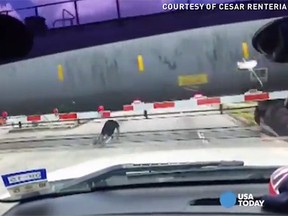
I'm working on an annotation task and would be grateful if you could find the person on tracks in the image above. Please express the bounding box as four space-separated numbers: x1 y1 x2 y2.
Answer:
93 119 120 146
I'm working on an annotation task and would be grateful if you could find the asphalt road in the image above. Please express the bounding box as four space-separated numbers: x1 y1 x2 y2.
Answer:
0 126 286 153
0 113 238 141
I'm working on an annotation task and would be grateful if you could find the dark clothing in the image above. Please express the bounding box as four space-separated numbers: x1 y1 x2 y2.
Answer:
101 120 119 136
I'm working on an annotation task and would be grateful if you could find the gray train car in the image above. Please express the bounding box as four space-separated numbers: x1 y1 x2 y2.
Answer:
0 17 288 115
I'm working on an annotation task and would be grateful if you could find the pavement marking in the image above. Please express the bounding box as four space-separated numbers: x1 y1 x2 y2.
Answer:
197 130 209 144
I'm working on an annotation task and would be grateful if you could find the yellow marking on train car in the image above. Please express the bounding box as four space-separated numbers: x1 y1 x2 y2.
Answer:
242 42 250 59
137 55 144 72
57 64 64 81
178 74 208 87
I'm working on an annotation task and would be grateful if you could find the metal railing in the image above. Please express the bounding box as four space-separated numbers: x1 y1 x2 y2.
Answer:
0 0 262 29
53 8 75 28
0 0 81 28
0 0 125 28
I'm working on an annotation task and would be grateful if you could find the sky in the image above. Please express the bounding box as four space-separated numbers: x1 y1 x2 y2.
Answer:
0 0 236 27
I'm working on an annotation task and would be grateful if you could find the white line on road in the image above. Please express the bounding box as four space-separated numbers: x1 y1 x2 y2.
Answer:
197 130 209 144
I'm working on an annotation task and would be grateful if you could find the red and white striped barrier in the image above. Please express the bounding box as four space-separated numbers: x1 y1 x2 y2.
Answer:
6 110 111 125
123 90 288 112
3 90 288 126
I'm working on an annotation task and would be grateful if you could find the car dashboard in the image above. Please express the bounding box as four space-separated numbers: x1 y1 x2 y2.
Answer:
2 181 284 216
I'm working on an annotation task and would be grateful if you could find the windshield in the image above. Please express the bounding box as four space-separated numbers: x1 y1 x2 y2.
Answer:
0 0 288 215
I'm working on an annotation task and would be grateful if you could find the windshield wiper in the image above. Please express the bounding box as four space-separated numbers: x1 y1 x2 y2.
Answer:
58 161 245 190
59 161 275 192
129 160 245 169
126 161 244 177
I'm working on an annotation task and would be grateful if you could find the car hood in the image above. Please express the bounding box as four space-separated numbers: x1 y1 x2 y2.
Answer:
0 147 288 199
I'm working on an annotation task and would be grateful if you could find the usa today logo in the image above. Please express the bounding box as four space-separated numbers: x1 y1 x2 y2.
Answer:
219 192 264 208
